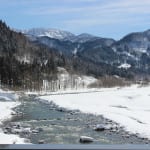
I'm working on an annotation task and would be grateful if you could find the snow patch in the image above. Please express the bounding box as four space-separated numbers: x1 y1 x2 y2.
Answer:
16 55 31 64
118 63 131 69
0 89 26 144
72 48 77 55
22 28 75 40
0 130 26 144
133 48 147 53
0 89 19 101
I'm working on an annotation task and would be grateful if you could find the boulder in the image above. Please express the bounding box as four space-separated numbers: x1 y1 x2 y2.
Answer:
11 112 17 115
5 127 11 133
11 128 22 134
22 128 31 134
79 136 94 143
32 129 39 134
94 124 105 131
3 129 8 134
56 107 66 112
16 124 21 129
38 140 44 144
111 128 117 132
10 122 21 128
122 134 130 138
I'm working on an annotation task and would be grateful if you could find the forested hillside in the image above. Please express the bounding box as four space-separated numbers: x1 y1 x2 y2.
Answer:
0 20 140 90
25 26 150 80
0 21 70 90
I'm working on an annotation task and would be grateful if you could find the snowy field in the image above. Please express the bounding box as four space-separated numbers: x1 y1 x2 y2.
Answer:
39 84 150 140
0 89 25 144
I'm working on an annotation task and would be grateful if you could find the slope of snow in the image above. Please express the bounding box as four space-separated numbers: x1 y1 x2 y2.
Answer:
0 130 25 144
40 67 98 92
57 67 97 87
0 101 19 124
118 63 131 69
16 55 31 64
134 48 147 53
39 85 150 139
0 89 26 144
72 48 77 55
81 76 97 86
0 89 19 101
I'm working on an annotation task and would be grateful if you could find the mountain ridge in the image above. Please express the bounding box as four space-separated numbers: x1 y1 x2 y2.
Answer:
24 27 150 78
16 28 103 43
1 20 150 90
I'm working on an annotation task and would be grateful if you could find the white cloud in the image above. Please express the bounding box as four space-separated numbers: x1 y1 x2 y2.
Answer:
21 0 150 34
63 17 150 29
26 6 87 15
25 0 150 18
25 0 150 13
1 0 149 39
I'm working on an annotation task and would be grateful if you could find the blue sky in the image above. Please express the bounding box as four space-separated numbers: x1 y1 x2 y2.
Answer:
0 0 150 39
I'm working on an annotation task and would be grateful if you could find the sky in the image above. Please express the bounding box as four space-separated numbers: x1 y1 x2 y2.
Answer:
0 0 150 40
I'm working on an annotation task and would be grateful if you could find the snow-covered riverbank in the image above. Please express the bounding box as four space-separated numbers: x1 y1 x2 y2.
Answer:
0 89 26 144
39 84 150 140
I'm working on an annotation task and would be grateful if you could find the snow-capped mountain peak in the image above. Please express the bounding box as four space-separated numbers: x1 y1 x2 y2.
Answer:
21 28 75 40
17 28 100 43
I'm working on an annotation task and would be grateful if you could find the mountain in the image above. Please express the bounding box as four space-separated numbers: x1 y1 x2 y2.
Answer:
18 28 117 57
111 29 150 72
20 28 75 41
28 28 150 77
28 33 115 56
0 21 71 89
2 20 150 90
18 28 101 43
70 33 100 43
0 20 130 90
33 36 78 55
113 29 150 54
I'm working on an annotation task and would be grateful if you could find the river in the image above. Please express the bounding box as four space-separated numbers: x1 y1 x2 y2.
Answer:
2 95 150 144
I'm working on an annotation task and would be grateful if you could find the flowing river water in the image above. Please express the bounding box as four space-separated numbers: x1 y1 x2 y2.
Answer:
2 95 150 144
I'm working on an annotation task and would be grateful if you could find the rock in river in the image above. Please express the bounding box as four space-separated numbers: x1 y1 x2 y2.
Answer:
79 136 94 143
94 124 105 131
32 129 39 134
38 140 44 144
